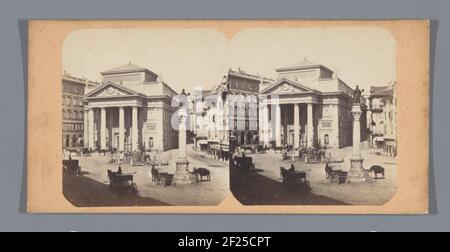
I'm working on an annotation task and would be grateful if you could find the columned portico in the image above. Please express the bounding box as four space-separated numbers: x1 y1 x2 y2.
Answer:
82 65 178 153
259 78 320 149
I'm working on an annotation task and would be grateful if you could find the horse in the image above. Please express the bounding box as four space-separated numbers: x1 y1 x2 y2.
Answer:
324 162 333 180
369 165 385 179
150 165 159 182
192 167 211 182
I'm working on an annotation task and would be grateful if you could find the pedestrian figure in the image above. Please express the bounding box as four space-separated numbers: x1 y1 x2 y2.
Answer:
289 164 295 172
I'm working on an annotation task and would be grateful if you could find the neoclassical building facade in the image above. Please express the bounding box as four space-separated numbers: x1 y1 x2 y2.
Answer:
82 63 178 152
259 59 367 149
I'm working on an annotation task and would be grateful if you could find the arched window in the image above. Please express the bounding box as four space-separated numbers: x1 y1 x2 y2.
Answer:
148 137 154 148
324 134 329 145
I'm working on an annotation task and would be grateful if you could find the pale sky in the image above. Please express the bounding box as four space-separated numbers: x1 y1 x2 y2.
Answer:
63 27 396 94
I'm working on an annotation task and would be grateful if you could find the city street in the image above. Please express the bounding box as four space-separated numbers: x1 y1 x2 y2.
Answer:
63 144 229 207
231 144 397 205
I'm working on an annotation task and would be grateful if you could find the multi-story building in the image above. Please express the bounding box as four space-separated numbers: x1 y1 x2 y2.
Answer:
225 68 273 146
62 72 100 149
368 82 397 156
82 62 179 152
258 59 368 149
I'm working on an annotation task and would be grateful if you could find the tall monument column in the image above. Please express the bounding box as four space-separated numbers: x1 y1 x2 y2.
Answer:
174 90 192 185
348 104 371 183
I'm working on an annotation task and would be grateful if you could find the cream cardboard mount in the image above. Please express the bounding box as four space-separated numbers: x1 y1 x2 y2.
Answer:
27 20 429 214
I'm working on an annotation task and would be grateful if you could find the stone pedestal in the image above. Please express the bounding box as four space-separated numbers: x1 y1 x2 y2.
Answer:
174 158 191 185
348 156 370 183
347 104 372 183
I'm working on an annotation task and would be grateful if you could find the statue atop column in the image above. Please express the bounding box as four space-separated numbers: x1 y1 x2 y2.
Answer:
352 85 364 104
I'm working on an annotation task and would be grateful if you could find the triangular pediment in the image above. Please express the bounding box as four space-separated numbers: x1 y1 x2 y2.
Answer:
261 78 316 95
85 82 141 99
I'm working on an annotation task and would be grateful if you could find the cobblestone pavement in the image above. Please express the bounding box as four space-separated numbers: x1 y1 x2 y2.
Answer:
63 144 229 206
232 144 397 205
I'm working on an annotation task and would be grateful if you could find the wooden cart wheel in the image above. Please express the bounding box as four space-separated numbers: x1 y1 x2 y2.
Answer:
332 175 339 184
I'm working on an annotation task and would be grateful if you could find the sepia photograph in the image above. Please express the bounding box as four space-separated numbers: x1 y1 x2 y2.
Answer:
27 20 429 214
61 27 397 207
61 29 233 206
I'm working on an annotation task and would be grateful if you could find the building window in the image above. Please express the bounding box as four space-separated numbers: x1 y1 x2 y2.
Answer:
324 134 329 145
148 137 154 148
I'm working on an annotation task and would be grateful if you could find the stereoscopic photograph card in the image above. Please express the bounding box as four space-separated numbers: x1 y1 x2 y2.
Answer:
27 20 429 214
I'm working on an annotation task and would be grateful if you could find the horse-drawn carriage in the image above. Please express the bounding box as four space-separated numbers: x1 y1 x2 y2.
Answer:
279 167 311 191
62 159 80 174
325 163 348 184
151 166 174 187
107 169 138 195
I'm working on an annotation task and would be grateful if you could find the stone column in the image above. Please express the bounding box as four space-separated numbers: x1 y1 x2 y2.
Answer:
307 103 314 148
294 104 300 149
88 108 95 150
100 107 106 150
132 106 138 151
83 109 88 148
263 105 269 146
108 108 114 148
275 104 282 147
174 109 191 185
118 107 125 152
348 104 370 183
258 104 264 145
